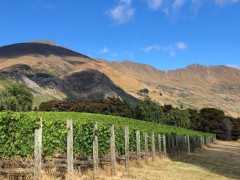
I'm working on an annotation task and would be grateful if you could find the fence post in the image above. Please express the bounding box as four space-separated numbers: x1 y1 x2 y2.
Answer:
125 126 129 169
152 132 155 161
145 132 149 165
93 141 97 173
184 135 188 153
167 134 171 155
175 135 179 155
94 122 99 170
171 135 175 156
179 135 182 154
67 120 74 180
136 131 141 168
34 117 42 180
158 134 161 157
93 123 99 173
110 125 116 175
187 135 190 154
163 134 167 155
181 136 184 154
204 137 207 145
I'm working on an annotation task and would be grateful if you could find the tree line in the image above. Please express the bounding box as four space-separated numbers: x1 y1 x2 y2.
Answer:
39 96 240 141
0 83 239 140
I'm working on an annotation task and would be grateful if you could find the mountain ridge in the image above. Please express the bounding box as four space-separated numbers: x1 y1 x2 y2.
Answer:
0 41 239 117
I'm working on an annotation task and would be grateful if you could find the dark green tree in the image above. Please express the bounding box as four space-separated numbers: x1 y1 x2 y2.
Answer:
188 108 201 130
134 96 165 123
229 117 240 140
164 109 191 128
180 103 184 110
161 104 174 113
0 83 33 111
198 108 225 139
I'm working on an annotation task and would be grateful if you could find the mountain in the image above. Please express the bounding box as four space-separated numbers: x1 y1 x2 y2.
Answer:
103 60 240 117
0 41 139 105
0 41 239 117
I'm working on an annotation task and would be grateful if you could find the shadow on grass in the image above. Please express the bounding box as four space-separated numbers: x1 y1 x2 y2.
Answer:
170 142 240 180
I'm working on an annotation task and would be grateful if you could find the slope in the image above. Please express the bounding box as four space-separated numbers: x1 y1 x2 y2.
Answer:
103 60 240 117
0 41 239 117
0 41 138 106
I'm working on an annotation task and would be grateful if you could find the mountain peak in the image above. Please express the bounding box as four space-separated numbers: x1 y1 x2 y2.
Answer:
186 64 204 69
0 41 89 59
29 40 56 46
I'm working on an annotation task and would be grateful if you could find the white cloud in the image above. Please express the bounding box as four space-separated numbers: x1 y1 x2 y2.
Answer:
141 44 162 52
143 0 239 19
145 0 164 11
172 0 186 10
191 0 202 13
111 53 118 57
33 0 56 10
108 0 135 24
141 41 187 57
100 47 109 53
214 0 239 6
176 41 187 50
226 64 240 69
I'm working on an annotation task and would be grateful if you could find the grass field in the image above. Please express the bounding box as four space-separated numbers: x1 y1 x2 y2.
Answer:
80 140 240 180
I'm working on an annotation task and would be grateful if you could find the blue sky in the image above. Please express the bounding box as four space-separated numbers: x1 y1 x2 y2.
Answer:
0 0 240 70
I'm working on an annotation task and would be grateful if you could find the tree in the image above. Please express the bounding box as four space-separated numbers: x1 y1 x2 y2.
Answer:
139 88 149 95
220 118 233 140
0 83 33 111
162 104 174 113
180 103 184 110
198 108 225 139
134 96 165 123
164 109 191 128
188 108 201 130
229 117 240 140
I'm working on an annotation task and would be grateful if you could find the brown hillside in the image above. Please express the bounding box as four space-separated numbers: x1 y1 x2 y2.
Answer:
0 41 239 116
104 60 240 117
0 42 138 105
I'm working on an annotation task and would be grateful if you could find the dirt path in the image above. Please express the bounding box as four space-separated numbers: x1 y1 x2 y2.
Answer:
88 140 240 180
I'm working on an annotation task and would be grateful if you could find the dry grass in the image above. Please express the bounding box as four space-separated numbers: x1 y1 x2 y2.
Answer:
1 141 240 180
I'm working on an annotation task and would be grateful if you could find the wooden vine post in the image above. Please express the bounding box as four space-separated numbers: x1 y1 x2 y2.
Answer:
162 134 167 155
125 126 130 169
187 135 190 154
93 122 99 171
171 135 175 156
175 135 179 155
110 125 116 175
34 117 42 180
152 132 155 161
180 135 184 154
167 134 171 155
67 120 74 180
158 134 161 157
184 136 188 153
93 140 97 174
136 131 141 168
145 132 149 165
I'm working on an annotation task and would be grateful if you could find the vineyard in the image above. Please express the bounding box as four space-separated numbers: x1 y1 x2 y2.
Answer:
0 111 213 158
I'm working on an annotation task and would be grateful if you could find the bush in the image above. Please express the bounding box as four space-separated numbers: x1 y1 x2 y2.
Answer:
39 97 135 118
164 109 191 128
133 96 165 123
0 83 33 111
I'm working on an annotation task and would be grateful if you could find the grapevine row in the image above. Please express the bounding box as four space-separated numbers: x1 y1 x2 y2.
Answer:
0 111 214 158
